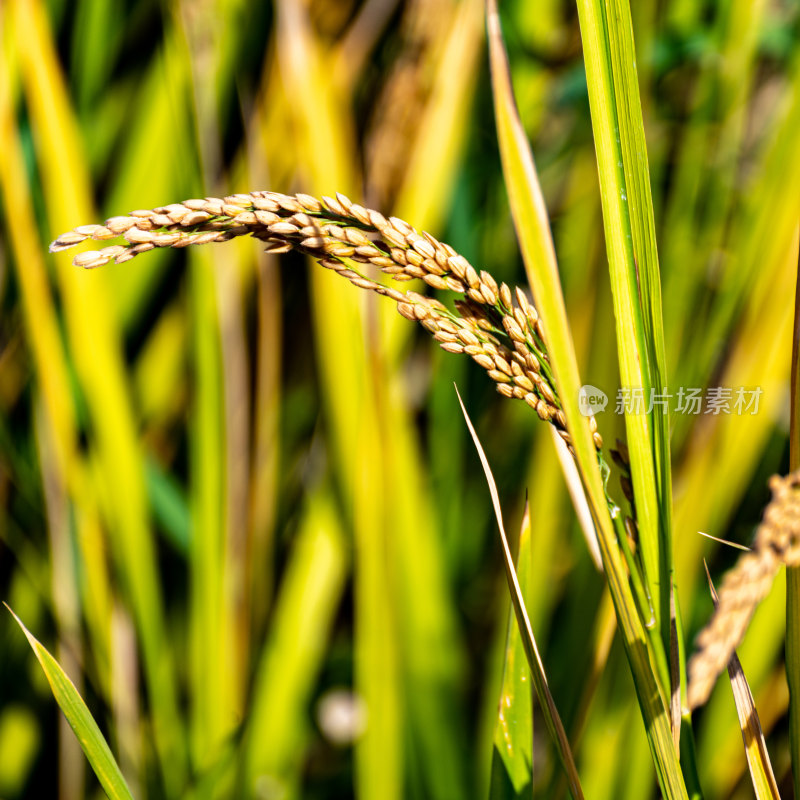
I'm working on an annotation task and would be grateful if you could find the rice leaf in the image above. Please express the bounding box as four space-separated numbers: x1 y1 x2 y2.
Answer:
273 6 468 797
9 0 186 787
187 248 232 772
491 502 534 795
573 0 673 673
6 605 135 800
457 387 583 800
486 3 687 796
243 490 348 794
393 0 483 230
673 226 799 608
485 0 601 504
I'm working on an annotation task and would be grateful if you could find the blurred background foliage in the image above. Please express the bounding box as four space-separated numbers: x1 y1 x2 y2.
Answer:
1 0 799 797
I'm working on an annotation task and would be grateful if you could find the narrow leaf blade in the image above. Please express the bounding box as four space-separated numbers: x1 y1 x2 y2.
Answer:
704 569 780 800
485 0 602 511
492 503 534 794
6 605 135 800
457 388 584 800
486 4 687 797
786 226 800 799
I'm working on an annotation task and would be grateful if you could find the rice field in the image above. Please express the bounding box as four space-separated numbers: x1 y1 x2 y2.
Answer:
1 1 799 798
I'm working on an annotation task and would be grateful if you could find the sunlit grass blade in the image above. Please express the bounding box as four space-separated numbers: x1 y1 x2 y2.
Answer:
702 566 780 799
392 0 483 230
232 73 285 634
273 6 467 798
271 8 401 797
458 387 583 799
70 0 123 113
695 69 800 396
673 227 799 607
490 502 534 798
573 0 673 677
272 0 358 494
103 25 196 329
334 10 487 787
661 0 768 388
187 248 233 779
35 410 86 800
6 605 135 800
486 3 686 795
0 12 84 519
384 416 470 799
701 665 789 798
243 489 348 795
180 7 260 781
728 648 781 799
354 16 489 789
486 0 600 498
244 253 282 627
9 0 186 787
786 225 800 799
1 0 113 738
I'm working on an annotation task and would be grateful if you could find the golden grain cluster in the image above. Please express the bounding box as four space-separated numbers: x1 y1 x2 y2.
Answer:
52 190 603 450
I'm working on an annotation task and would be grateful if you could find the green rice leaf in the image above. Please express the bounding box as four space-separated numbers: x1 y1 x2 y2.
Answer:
573 0 674 669
491 503 534 795
458 388 583 799
486 2 687 796
6 605 135 800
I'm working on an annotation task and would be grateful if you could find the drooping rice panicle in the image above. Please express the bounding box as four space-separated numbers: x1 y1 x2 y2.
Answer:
51 190 603 450
687 471 800 710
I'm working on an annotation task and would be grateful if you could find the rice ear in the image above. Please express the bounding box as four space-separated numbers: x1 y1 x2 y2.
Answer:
52 190 606 450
